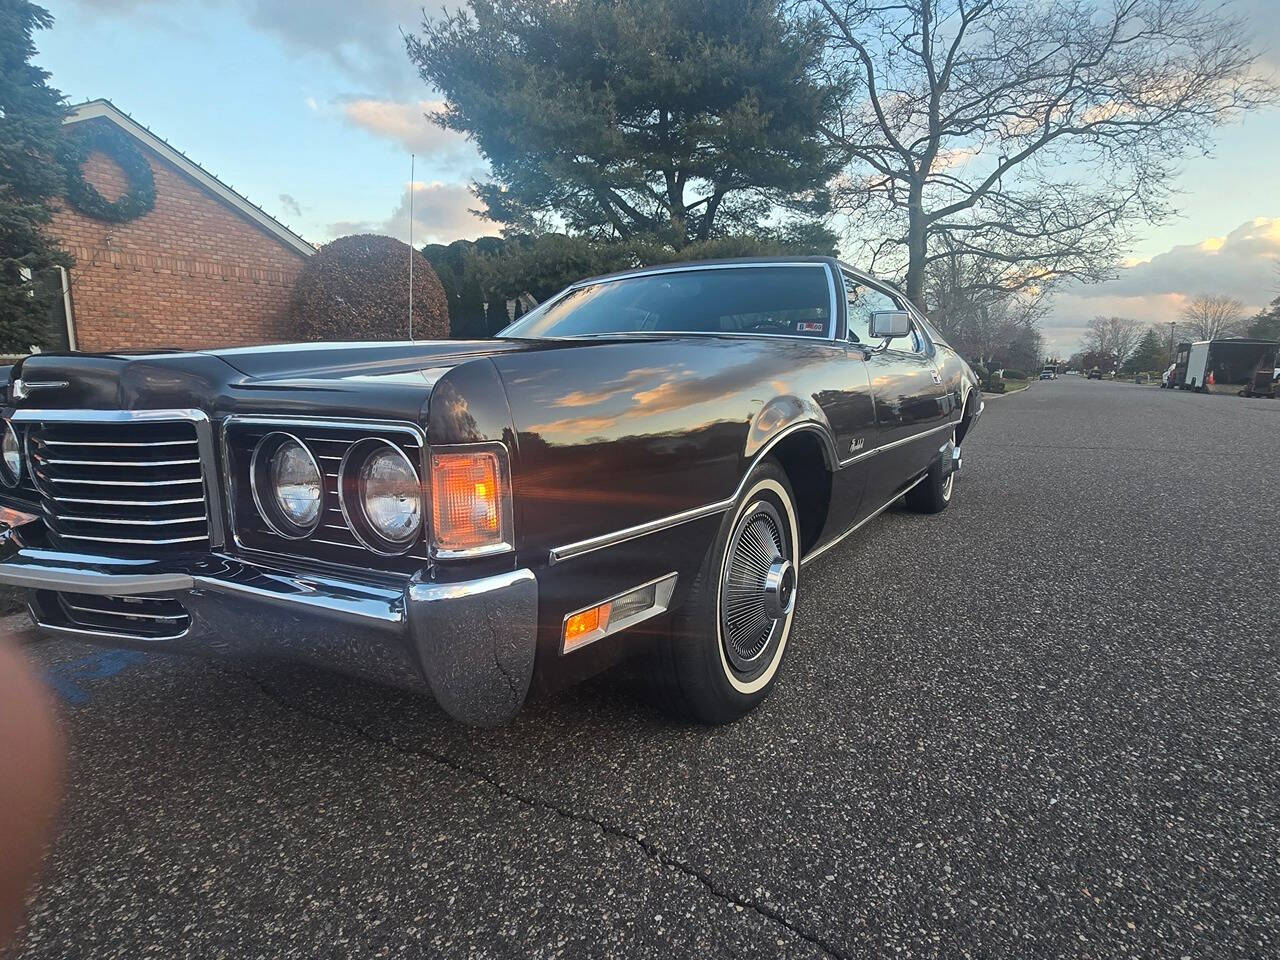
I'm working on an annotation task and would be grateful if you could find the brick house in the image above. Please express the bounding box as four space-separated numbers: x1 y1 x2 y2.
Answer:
48 100 314 352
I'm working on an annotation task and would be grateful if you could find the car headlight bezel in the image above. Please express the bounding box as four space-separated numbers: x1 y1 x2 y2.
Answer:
250 432 324 539
1 420 23 488
338 438 424 556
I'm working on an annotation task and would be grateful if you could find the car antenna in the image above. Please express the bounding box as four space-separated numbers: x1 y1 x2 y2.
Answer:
408 152 415 342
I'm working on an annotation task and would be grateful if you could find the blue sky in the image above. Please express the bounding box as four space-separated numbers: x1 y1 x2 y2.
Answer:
36 0 1280 353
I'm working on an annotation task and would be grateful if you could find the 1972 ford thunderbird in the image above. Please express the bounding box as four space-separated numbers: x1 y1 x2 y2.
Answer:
0 257 981 726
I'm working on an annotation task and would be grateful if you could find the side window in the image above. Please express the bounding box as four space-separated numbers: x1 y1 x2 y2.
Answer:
887 321 922 355
841 272 902 344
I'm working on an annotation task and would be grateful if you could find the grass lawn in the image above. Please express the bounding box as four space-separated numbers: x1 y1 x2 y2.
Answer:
999 379 1031 394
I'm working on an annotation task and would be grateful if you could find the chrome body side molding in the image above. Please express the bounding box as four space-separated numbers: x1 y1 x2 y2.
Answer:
549 417 960 565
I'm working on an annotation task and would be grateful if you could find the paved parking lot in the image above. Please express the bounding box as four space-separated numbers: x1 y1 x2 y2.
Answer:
10 378 1280 959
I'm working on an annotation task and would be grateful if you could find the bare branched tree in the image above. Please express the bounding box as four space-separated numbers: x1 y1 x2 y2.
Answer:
926 251 1046 366
808 0 1275 309
1178 293 1245 340
1083 315 1144 364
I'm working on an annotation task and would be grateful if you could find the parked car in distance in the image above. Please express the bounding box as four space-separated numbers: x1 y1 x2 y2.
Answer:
1039 367 1057 380
0 257 983 727
1087 368 1103 380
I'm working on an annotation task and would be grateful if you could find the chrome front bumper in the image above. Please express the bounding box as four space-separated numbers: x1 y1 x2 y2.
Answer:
0 539 538 727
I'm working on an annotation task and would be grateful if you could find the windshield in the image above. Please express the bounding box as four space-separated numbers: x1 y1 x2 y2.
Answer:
501 265 834 339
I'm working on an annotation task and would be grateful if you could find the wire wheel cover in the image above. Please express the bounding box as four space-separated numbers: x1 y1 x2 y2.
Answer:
721 500 792 675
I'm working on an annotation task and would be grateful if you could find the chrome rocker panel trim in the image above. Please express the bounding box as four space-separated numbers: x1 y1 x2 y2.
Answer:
802 474 928 567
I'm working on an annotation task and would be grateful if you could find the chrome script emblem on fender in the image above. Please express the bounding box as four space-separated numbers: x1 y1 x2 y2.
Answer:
849 437 865 453
11 378 69 401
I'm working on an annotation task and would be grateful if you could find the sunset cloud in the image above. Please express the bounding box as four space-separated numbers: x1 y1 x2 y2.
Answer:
1045 217 1280 352
327 181 497 246
339 98 477 167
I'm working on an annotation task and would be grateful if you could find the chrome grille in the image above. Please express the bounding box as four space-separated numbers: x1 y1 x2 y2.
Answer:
33 590 190 641
28 419 211 554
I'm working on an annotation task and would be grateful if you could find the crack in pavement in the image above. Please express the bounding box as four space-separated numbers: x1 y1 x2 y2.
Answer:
227 669 846 960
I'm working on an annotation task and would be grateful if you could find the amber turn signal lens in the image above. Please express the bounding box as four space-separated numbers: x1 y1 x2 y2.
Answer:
563 602 612 651
429 449 510 554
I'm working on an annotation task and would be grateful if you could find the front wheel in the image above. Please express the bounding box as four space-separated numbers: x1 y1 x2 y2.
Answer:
655 460 800 724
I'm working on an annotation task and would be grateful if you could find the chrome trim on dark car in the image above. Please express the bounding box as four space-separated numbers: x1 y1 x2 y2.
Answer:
559 571 679 654
221 415 429 569
502 259 842 343
550 418 959 564
7 407 225 549
249 432 324 540
337 437 424 556
801 474 928 566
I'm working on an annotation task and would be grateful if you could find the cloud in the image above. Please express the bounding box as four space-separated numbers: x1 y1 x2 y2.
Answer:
278 193 303 218
1045 217 1280 352
327 181 498 246
69 0 435 93
338 98 480 173
1233 0 1280 69
1074 218 1280 302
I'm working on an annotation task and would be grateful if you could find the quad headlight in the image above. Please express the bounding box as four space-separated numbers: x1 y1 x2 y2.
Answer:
339 439 423 554
250 432 323 538
1 420 22 487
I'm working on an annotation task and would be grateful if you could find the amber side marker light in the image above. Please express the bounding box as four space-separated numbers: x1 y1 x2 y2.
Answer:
561 573 680 654
429 447 513 557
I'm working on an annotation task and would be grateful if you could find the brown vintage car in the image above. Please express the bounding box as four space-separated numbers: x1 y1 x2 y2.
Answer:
0 257 982 726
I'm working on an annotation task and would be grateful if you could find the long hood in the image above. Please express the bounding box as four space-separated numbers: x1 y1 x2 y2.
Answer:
4 340 547 421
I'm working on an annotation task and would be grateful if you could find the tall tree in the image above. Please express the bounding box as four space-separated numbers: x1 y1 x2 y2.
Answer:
0 0 69 352
1246 296 1280 341
1083 315 1143 365
924 249 1045 366
1179 293 1244 340
407 0 843 247
1123 328 1163 373
810 0 1274 309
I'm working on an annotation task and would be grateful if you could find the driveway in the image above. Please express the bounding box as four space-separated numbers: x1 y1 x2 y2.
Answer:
10 379 1280 959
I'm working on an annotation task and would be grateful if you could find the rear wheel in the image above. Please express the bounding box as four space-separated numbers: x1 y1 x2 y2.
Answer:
655 460 800 724
904 429 956 514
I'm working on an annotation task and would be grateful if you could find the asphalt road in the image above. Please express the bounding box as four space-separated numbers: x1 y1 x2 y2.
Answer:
10 378 1280 959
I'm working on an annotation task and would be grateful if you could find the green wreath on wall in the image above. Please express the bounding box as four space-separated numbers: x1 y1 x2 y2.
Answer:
59 123 156 223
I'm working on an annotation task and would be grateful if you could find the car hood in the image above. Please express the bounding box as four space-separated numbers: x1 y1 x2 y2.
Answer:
3 338 617 422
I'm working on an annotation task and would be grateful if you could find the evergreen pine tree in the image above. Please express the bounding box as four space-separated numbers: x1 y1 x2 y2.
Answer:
0 0 69 352
1124 328 1163 374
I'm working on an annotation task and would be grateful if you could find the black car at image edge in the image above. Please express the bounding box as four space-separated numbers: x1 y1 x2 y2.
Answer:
0 257 982 727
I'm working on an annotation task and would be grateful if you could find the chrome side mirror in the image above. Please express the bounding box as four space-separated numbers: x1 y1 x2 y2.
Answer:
869 310 911 339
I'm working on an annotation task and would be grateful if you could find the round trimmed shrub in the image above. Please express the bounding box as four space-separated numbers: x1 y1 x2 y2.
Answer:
289 234 449 342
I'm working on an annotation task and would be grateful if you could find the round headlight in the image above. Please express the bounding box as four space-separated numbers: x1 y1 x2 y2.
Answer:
339 440 422 554
251 433 322 538
1 421 21 487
